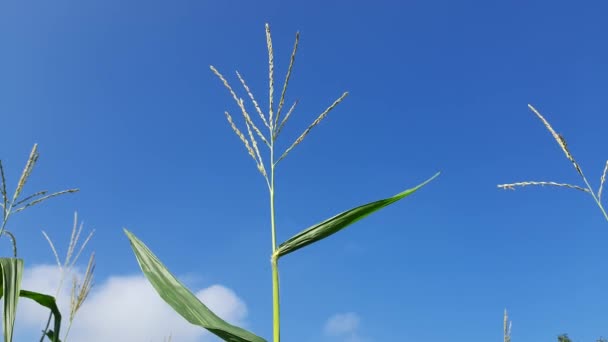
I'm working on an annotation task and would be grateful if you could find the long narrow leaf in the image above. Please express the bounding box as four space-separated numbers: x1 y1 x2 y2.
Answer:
125 230 266 342
20 290 62 342
0 258 24 342
275 172 440 258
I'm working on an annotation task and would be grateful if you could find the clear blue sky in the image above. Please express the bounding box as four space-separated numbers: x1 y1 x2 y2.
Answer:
2 1 608 341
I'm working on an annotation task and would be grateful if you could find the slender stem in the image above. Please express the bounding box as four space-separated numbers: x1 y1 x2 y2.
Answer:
270 153 277 251
0 230 17 257
581 177 608 221
0 192 22 253
64 320 74 342
599 205 608 221
39 263 70 341
592 196 608 222
39 315 52 342
270 135 281 342
0 202 19 257
0 205 13 243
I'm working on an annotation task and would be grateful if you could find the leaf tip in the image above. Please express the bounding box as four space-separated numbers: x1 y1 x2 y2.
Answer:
123 228 134 238
421 171 441 186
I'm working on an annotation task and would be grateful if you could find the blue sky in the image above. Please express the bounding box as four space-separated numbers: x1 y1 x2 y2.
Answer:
1 1 608 341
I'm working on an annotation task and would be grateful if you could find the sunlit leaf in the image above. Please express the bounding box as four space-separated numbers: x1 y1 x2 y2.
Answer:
125 230 267 342
0 258 23 342
275 172 440 258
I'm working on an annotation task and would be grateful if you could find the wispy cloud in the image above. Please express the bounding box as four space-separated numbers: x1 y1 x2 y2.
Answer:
15 264 249 342
324 312 368 342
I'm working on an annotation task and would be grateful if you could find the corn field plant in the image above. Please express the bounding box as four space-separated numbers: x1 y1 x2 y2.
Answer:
0 144 86 342
125 23 439 342
504 309 512 342
39 212 95 342
498 105 607 341
498 104 608 221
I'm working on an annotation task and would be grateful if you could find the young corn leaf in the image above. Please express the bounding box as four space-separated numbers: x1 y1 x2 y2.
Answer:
0 258 24 342
125 230 267 342
275 172 440 258
20 290 62 342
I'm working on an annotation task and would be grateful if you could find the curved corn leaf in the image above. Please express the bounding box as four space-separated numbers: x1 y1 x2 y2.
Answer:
45 330 61 342
0 258 24 342
125 230 267 342
276 172 440 258
20 290 62 342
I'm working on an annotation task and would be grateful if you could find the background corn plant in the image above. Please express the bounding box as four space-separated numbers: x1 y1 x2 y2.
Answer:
498 105 608 221
40 212 95 342
498 106 608 342
0 145 93 342
126 23 439 342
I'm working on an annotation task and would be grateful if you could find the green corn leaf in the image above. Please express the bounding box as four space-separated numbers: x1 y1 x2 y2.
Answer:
0 261 62 342
0 258 24 342
20 290 62 342
275 172 440 258
125 230 267 342
44 330 61 342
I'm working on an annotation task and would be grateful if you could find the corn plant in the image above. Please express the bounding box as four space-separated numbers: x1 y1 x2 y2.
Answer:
125 23 439 342
40 212 95 342
504 309 512 342
498 105 608 342
0 144 79 342
498 105 608 221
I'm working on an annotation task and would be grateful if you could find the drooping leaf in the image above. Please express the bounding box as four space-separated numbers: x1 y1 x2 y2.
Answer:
20 290 62 342
275 172 440 258
125 230 267 342
45 330 61 342
0 258 24 342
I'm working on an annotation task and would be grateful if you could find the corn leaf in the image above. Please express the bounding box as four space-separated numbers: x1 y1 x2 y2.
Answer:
44 331 61 342
125 230 267 342
276 172 440 258
0 258 24 342
20 290 62 342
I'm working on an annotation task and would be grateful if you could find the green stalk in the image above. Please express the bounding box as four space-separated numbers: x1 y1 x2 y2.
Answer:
581 177 608 221
271 256 280 342
598 205 608 221
210 25 350 341
270 131 281 342
1 200 18 255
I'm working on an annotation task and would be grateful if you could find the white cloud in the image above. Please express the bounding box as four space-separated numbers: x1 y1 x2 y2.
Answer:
15 264 249 342
324 312 368 342
325 312 360 336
